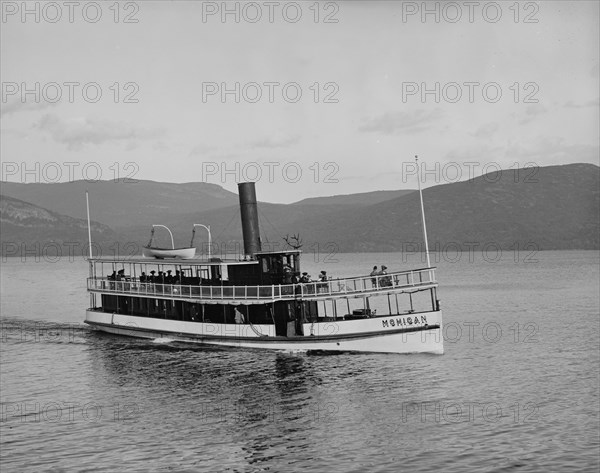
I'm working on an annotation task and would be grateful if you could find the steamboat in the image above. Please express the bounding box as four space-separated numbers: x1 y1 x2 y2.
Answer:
84 182 443 354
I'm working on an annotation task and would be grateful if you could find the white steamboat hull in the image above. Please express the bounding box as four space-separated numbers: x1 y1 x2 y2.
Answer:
85 310 443 354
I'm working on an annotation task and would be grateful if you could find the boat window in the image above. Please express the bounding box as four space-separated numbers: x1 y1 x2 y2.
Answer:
336 299 349 318
317 300 336 319
195 266 209 280
262 258 269 273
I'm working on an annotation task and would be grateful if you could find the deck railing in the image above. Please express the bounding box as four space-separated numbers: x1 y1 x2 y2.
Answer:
87 267 437 302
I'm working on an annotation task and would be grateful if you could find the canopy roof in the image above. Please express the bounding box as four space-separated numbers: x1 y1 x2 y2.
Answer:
90 256 258 266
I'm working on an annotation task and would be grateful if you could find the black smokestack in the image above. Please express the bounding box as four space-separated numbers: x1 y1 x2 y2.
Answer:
238 182 261 257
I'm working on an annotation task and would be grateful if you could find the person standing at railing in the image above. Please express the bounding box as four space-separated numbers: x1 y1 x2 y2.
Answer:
157 271 165 293
316 271 329 294
139 272 147 292
370 266 378 288
108 270 116 290
379 265 392 287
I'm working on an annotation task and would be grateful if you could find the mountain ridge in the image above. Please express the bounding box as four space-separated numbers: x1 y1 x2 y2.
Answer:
1 163 598 255
0 194 116 256
292 189 415 206
0 179 239 228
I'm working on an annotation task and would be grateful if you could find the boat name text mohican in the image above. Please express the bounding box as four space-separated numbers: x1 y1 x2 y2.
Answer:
382 315 427 328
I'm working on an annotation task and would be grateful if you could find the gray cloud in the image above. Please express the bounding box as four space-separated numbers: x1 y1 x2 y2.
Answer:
1 98 57 116
564 98 600 108
250 135 300 149
506 137 599 163
518 104 548 125
358 109 444 135
471 122 499 139
189 144 215 157
35 114 164 150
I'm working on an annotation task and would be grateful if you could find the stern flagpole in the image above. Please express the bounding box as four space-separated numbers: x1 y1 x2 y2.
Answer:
86 191 93 259
415 155 431 268
86 190 95 308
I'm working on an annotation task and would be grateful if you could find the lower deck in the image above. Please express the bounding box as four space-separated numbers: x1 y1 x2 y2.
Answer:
94 288 438 337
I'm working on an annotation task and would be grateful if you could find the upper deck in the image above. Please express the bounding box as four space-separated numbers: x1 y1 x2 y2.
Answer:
87 266 438 304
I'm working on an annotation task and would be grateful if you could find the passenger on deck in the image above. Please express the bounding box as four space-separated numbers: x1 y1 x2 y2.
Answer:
234 307 245 324
380 265 392 287
108 270 117 280
117 269 125 281
165 270 173 284
319 271 328 281
300 272 311 283
149 270 156 283
140 272 147 283
370 266 378 287
283 264 293 284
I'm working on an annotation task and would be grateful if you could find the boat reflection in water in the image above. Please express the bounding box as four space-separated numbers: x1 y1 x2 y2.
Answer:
85 333 336 468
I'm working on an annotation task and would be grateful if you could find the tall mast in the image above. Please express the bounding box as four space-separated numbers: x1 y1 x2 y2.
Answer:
86 191 93 259
415 155 431 268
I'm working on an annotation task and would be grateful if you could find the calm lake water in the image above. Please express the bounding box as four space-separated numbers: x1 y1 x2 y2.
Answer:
1 251 599 472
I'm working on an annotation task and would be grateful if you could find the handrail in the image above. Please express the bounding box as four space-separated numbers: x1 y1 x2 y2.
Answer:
88 268 437 302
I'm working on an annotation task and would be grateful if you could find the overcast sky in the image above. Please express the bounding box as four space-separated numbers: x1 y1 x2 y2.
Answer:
1 1 598 203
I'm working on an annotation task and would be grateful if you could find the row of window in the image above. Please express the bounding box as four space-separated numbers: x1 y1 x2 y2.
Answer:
101 295 314 325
